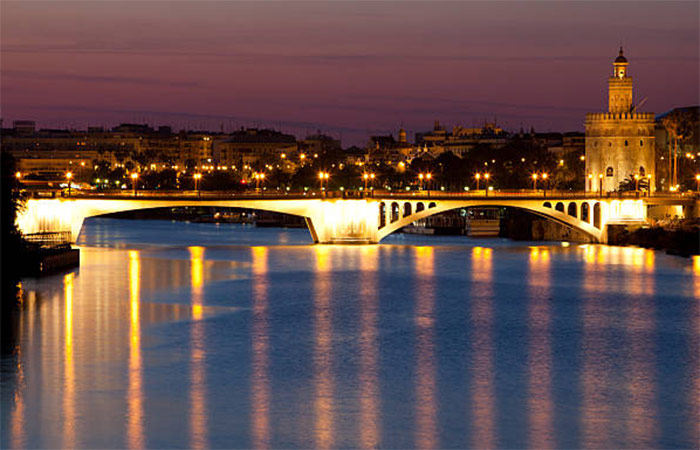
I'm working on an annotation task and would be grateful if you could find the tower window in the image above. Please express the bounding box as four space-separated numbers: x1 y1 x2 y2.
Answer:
606 167 614 177
609 142 612 147
639 166 645 176
640 140 643 147
624 140 628 146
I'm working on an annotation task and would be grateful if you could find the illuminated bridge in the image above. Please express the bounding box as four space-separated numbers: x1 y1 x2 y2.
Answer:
16 191 696 244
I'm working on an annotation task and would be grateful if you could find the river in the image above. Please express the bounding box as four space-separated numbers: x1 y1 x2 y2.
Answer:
1 218 698 449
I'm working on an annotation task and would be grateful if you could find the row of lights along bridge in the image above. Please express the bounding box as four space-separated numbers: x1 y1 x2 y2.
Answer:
17 170 700 197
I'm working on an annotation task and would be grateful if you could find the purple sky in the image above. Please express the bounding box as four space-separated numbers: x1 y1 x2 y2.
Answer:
2 1 698 146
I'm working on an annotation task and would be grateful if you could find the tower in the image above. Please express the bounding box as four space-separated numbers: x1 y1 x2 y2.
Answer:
585 48 655 193
398 127 407 144
608 47 633 113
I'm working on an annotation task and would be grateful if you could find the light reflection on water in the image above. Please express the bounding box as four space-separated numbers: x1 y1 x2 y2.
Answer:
469 246 495 449
1 219 698 449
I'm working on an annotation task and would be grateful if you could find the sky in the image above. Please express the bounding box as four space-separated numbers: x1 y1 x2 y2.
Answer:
2 1 698 146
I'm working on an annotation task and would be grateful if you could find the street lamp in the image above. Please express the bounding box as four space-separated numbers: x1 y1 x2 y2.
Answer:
194 173 202 197
542 173 548 197
130 172 138 196
532 173 538 191
696 174 700 192
426 173 432 190
646 174 652 196
598 173 603 197
254 172 265 191
15 171 22 180
318 171 329 192
475 173 481 191
634 174 640 193
363 172 375 191
484 173 490 196
66 171 73 196
418 173 425 190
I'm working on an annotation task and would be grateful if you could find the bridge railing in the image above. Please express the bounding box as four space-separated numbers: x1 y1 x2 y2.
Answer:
25 188 698 201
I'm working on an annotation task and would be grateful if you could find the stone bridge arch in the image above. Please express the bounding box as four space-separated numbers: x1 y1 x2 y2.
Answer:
16 197 372 244
376 198 607 242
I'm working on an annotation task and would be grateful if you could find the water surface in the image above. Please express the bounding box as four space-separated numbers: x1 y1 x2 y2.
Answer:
2 218 698 449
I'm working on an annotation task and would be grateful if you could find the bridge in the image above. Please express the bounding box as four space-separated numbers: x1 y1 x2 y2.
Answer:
16 190 696 244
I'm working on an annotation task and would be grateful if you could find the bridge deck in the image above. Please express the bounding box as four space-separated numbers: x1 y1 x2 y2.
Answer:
28 189 697 204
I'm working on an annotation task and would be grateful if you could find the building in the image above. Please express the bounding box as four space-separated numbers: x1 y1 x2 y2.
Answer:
298 132 341 156
585 48 655 193
415 121 509 158
214 128 297 168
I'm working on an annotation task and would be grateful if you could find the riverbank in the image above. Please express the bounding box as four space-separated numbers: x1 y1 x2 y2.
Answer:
608 225 699 257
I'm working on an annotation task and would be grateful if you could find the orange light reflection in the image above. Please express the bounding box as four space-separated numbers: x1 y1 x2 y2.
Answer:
359 246 380 449
251 247 271 449
470 247 494 449
624 253 656 447
527 248 554 448
414 246 437 450
63 273 76 449
188 246 208 449
10 286 27 449
313 247 334 449
581 245 610 448
127 251 144 449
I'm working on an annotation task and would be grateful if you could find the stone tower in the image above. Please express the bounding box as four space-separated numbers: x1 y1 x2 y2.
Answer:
585 48 655 193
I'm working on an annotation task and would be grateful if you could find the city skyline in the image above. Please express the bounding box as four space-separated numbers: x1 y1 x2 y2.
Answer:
2 1 699 146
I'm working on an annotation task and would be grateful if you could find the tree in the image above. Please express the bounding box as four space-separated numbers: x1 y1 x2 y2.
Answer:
662 107 698 189
618 173 649 192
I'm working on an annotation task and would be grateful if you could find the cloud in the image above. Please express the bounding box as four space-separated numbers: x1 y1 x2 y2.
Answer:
2 70 200 88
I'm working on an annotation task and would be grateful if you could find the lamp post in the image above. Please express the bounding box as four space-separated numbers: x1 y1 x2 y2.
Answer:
255 172 265 192
532 173 538 191
542 173 548 197
15 171 22 180
475 173 481 191
696 174 700 192
318 171 329 193
598 173 603 198
484 173 490 196
646 174 652 196
588 173 593 192
363 172 375 193
634 174 640 193
66 171 73 196
194 173 202 197
130 172 138 197
425 173 432 190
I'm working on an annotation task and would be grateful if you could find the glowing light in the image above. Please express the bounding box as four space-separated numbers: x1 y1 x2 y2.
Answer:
127 251 144 449
251 247 270 449
414 247 437 449
313 247 334 449
359 246 380 449
470 246 494 448
63 273 76 449
188 246 208 448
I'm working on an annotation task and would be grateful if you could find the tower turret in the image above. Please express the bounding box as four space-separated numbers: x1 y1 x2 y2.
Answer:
398 127 407 143
608 47 633 113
